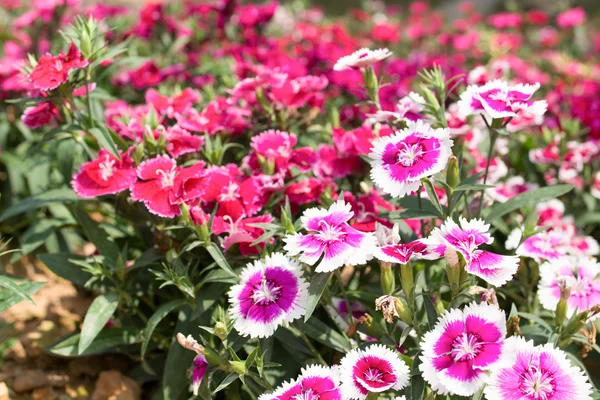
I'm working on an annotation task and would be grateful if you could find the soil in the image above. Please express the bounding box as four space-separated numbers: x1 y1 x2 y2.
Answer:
0 257 140 400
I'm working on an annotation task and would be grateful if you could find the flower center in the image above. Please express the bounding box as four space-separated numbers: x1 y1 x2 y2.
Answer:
363 367 385 383
292 389 319 400
572 276 591 294
450 332 483 362
218 183 240 201
489 90 509 102
396 142 425 167
99 156 116 181
318 220 346 243
252 279 281 305
156 166 177 188
520 366 555 400
54 60 64 71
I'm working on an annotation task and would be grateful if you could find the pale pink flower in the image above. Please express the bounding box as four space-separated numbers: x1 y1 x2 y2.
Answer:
369 120 453 198
283 200 376 273
339 344 409 399
420 302 506 396
333 48 392 71
484 337 592 400
487 176 538 203
538 257 600 319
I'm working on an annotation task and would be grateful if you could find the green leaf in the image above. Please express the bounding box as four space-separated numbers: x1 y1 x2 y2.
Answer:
410 353 425 400
423 294 438 331
191 283 226 320
422 178 444 215
453 183 495 192
0 281 46 312
47 328 141 357
73 207 121 268
0 275 35 304
205 243 237 278
0 187 78 222
213 373 239 393
78 292 120 354
142 299 185 359
486 185 574 222
304 272 332 322
297 318 352 353
88 126 119 158
38 254 92 286
18 219 62 257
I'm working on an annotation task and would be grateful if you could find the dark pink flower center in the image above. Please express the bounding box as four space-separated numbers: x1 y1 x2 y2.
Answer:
519 366 555 400
396 142 426 167
251 279 282 305
450 332 483 362
317 220 347 243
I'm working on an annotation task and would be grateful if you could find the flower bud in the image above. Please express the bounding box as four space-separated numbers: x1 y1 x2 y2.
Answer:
380 263 395 295
506 316 522 337
400 262 414 299
229 360 246 375
445 247 461 295
555 276 574 327
375 295 412 324
80 29 93 59
192 354 208 396
446 155 460 189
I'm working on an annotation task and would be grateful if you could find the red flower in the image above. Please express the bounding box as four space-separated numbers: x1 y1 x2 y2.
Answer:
131 155 205 218
29 43 88 91
71 149 137 198
145 88 200 119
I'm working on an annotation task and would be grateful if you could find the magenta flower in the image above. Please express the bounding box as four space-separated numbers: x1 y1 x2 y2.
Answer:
506 230 566 262
71 149 137 198
283 200 376 273
192 354 208 396
228 253 308 338
487 176 537 203
339 344 409 400
369 120 453 198
259 365 342 400
427 217 519 286
130 155 204 218
375 240 432 264
29 43 88 91
538 257 600 319
484 337 592 400
420 302 506 396
145 88 199 119
458 79 547 119
21 102 59 128
333 48 392 71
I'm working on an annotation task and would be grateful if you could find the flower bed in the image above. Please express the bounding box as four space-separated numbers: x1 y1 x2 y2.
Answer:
1 1 600 399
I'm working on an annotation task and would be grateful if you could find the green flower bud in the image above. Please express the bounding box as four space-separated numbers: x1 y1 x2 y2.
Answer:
446 155 460 189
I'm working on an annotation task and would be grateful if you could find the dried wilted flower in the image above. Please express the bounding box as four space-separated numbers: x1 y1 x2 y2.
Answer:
376 295 401 323
176 333 203 354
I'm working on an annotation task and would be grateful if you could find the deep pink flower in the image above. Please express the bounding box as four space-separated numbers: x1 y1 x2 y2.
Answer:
72 149 137 198
285 178 325 206
192 354 208 396
21 102 59 128
175 97 251 136
557 7 586 28
130 155 205 218
128 61 163 89
145 88 199 119
163 125 204 158
29 43 88 91
269 75 328 109
212 214 273 255
420 302 506 396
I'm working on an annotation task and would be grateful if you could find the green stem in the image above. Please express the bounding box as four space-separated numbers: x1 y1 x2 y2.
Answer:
417 189 425 238
366 392 379 400
476 118 499 217
85 67 95 128
335 269 354 326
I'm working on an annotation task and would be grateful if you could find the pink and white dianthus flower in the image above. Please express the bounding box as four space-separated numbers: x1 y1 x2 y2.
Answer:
484 337 592 400
538 257 600 319
259 365 342 400
333 48 392 71
374 221 435 264
192 354 208 396
427 217 520 286
283 200 376 273
420 302 506 396
71 149 137 198
457 79 547 119
369 120 453 198
506 230 566 262
339 344 409 400
228 252 308 338
487 176 538 203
